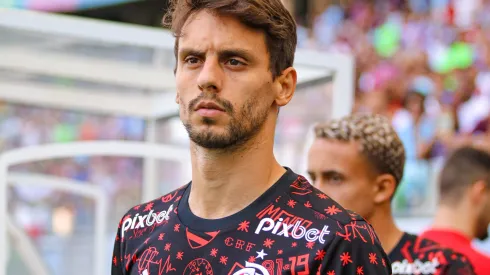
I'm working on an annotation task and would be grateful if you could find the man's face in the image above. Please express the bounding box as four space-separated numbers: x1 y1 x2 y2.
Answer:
405 93 425 115
307 138 377 219
175 11 277 149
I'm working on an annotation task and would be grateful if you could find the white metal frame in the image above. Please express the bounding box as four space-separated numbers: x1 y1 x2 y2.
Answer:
6 215 49 275
0 141 191 275
0 8 354 119
6 173 106 275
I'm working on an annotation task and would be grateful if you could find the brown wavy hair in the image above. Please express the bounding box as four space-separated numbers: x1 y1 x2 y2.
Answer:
163 0 297 79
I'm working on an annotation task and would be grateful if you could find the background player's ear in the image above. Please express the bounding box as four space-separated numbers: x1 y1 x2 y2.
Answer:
469 180 488 205
373 174 397 204
274 67 297 107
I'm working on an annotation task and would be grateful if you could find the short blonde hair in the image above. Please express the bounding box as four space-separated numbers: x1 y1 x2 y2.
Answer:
314 113 406 184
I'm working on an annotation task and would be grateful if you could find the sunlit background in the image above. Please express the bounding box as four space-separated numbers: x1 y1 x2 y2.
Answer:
0 0 489 274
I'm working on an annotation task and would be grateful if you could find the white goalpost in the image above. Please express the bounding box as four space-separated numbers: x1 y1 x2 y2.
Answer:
0 8 355 275
7 172 108 275
0 142 190 275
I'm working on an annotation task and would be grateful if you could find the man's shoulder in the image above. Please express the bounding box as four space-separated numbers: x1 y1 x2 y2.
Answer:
116 184 188 240
414 235 470 259
421 228 490 263
393 235 476 274
421 237 477 274
119 184 188 222
285 174 368 226
283 174 382 248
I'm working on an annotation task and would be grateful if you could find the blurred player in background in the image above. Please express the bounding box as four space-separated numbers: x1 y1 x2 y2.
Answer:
420 146 490 275
111 0 392 274
308 113 475 275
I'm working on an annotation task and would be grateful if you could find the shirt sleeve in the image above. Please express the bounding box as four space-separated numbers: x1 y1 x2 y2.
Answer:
440 253 476 275
111 216 126 275
320 221 392 275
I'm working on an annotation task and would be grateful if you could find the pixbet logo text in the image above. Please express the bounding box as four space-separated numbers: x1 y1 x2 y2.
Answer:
392 258 440 275
254 217 330 244
121 204 173 238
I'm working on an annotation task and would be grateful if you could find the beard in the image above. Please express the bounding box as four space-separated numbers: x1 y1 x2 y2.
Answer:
183 93 269 150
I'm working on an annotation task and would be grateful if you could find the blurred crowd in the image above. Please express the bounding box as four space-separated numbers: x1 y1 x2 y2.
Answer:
297 0 490 213
301 0 490 148
0 103 145 237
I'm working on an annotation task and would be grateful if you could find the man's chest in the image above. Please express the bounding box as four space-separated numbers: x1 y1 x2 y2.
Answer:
123 222 325 275
131 250 315 275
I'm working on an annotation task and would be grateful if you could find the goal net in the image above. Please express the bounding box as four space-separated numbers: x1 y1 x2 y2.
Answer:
0 8 353 275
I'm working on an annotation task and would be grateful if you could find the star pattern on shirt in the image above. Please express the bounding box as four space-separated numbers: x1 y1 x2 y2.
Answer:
263 238 275 248
143 202 154 212
369 253 378 264
256 249 267 260
325 205 342 215
340 252 353 266
113 175 393 275
237 220 250 232
287 199 296 208
220 256 228 265
315 250 326 261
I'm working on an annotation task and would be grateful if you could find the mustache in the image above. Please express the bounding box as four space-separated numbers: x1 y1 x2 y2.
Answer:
188 93 234 114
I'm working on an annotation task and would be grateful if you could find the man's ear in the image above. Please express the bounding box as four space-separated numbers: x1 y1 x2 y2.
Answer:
175 92 180 104
274 67 297 107
469 180 488 204
373 174 397 204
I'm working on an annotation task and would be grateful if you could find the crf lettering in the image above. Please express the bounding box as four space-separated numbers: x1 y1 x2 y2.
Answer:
224 237 256 252
245 242 256 252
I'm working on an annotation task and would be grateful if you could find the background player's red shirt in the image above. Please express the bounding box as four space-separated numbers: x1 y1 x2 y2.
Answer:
111 169 392 275
389 232 475 275
420 229 490 275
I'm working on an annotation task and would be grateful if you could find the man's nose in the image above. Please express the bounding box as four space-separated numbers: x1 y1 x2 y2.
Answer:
196 58 223 93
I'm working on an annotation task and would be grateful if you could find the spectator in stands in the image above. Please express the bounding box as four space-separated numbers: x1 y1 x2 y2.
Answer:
393 86 437 160
391 82 438 210
420 146 490 275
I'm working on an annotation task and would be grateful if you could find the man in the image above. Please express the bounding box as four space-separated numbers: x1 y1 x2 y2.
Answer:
111 1 391 274
420 146 490 275
308 113 475 275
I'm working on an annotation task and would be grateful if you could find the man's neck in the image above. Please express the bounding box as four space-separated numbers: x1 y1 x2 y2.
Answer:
188 130 285 220
431 204 476 239
369 206 404 255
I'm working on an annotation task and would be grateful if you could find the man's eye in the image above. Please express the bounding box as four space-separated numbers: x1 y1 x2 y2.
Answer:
185 57 200 64
226 59 244 66
327 175 343 185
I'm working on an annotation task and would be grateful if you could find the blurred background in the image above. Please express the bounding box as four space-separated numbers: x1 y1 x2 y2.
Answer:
0 0 489 274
